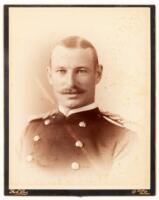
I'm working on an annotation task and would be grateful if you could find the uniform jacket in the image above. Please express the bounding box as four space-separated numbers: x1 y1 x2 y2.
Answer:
21 108 135 174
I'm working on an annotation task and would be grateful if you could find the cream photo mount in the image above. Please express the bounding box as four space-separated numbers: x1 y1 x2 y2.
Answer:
4 4 156 196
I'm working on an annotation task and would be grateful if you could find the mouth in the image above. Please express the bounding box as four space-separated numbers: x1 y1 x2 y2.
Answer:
64 93 80 98
60 91 84 95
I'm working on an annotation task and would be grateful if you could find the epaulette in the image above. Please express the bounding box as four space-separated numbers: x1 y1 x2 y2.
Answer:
101 111 139 132
101 111 125 128
27 109 58 123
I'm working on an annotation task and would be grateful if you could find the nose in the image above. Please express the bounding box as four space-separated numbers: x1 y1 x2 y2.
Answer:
66 71 76 87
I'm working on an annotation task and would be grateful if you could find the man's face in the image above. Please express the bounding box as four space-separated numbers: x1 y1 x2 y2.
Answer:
48 45 102 109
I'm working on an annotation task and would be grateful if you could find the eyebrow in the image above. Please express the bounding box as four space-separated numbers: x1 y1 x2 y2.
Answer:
54 66 66 69
76 66 89 69
54 65 89 69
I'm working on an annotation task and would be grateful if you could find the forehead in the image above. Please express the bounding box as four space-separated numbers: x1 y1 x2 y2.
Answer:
51 46 94 66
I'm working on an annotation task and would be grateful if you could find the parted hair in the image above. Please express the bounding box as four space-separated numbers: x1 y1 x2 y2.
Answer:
53 36 99 66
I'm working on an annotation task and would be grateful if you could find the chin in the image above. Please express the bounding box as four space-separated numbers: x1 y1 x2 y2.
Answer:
64 100 85 109
65 103 81 109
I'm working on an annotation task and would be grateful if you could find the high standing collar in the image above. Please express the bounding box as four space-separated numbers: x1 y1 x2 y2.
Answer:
58 107 101 123
58 103 97 117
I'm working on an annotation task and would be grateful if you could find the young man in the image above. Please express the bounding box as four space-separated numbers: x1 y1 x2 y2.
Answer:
22 36 135 174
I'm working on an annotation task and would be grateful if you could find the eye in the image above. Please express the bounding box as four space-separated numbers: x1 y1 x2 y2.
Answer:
56 69 67 74
77 68 88 74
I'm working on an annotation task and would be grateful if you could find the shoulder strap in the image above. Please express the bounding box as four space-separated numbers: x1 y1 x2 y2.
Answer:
27 109 58 123
101 111 125 127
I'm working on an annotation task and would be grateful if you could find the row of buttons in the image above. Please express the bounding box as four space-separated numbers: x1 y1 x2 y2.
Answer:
44 119 87 128
27 135 84 170
26 154 80 170
26 119 87 170
33 134 84 148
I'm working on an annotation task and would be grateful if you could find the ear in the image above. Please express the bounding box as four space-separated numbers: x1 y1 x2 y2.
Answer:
46 66 52 85
95 64 103 84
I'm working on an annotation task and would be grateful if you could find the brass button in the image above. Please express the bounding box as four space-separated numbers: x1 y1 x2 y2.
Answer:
79 121 86 127
75 140 83 148
26 155 33 162
44 119 50 125
33 135 40 142
71 162 80 170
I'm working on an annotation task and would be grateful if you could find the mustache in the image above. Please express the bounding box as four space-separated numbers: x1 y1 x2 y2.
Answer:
60 86 85 94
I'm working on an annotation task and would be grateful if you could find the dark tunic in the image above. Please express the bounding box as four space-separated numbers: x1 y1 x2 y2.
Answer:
21 108 135 174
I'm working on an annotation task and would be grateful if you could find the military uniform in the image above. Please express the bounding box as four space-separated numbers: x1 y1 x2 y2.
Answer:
21 107 135 175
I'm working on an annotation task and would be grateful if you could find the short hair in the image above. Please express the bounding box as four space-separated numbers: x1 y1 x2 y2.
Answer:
52 36 99 66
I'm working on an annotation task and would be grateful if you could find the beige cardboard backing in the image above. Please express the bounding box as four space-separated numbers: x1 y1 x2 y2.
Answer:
9 7 151 189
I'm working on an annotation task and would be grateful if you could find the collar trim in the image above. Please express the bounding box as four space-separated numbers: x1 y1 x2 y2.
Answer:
59 103 97 117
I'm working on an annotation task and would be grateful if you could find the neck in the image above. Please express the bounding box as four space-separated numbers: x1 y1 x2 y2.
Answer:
59 103 97 117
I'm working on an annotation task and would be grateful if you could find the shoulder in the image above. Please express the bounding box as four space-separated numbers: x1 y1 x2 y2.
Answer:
27 109 58 123
100 110 125 128
22 110 59 155
98 110 129 136
98 110 137 157
24 109 58 134
99 110 138 134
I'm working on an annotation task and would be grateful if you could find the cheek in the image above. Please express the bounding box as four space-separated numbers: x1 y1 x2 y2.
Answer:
80 77 96 89
77 73 95 83
51 76 63 90
51 73 64 84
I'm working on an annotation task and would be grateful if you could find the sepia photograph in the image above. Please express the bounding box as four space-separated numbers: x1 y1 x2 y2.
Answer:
4 4 155 196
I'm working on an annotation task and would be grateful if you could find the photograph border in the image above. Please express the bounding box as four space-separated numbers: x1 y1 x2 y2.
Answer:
4 4 156 196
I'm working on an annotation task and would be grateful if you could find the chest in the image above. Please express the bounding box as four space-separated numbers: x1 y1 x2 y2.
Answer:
24 119 117 170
